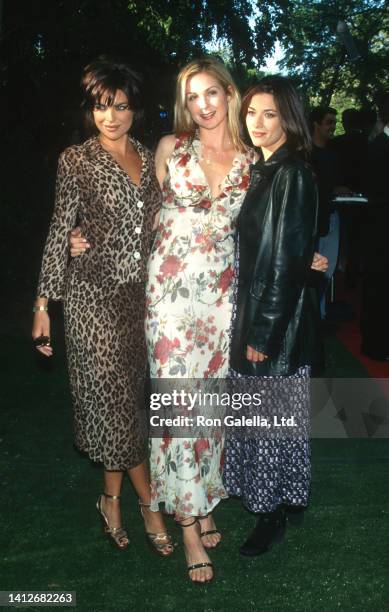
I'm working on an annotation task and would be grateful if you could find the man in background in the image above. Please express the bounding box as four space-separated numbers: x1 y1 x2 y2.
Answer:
310 107 351 320
361 94 389 360
332 109 369 288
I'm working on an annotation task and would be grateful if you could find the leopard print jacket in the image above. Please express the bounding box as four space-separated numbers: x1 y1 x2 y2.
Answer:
37 136 161 299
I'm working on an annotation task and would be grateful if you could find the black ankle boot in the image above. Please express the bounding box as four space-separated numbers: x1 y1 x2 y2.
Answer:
239 508 286 557
284 504 306 527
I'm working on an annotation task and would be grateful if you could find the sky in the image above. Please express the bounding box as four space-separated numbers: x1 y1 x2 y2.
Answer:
260 39 284 73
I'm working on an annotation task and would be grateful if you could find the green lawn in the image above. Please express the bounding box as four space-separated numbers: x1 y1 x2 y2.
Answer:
1 313 388 611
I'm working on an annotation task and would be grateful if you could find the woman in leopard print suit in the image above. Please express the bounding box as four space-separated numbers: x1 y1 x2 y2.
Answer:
32 58 173 554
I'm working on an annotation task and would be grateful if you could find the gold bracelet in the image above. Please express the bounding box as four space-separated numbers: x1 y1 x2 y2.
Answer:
33 305 48 312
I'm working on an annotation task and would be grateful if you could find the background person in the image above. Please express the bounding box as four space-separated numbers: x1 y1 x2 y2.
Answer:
361 93 389 361
310 107 351 320
331 109 368 288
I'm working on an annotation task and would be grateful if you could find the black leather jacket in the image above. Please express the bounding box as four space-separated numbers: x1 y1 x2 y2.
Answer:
230 144 322 376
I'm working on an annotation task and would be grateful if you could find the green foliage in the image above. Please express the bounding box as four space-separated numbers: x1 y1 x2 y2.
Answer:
1 0 387 142
275 0 389 105
126 0 277 65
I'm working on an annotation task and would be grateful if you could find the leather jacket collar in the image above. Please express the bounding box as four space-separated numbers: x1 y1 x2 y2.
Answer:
250 143 292 180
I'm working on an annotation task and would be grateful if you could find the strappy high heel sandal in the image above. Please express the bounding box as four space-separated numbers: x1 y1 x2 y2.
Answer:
139 501 174 557
198 514 222 548
180 519 214 583
96 493 129 550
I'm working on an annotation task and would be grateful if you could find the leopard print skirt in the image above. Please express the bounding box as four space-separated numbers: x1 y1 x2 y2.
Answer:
63 279 148 471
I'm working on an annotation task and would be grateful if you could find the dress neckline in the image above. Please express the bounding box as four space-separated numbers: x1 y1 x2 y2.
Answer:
191 134 247 200
97 135 146 189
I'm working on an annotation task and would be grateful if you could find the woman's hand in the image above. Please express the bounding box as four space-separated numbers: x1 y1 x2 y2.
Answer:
69 226 90 257
311 252 328 273
246 346 268 362
152 211 161 231
32 310 53 357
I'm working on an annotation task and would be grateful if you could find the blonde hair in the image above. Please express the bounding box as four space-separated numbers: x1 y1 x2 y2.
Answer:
173 57 246 152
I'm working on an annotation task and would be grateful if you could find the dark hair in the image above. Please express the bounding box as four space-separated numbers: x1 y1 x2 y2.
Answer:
359 107 377 133
309 106 337 127
241 76 312 157
81 56 143 132
341 108 360 131
376 92 389 125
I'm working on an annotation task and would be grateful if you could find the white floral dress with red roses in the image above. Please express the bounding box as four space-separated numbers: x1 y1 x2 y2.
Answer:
145 134 255 518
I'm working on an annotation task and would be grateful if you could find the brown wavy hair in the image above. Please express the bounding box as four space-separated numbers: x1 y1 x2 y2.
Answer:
241 76 312 157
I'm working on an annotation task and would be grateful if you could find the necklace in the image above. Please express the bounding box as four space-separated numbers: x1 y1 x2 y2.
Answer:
198 141 232 165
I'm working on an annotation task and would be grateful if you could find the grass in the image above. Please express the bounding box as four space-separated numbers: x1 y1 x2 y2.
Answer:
1 310 388 611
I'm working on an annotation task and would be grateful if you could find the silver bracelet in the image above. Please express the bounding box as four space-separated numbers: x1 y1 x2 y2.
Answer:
33 305 48 312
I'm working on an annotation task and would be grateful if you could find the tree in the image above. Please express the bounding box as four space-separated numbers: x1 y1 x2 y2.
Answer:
275 0 389 105
126 0 278 66
0 0 282 148
0 0 178 146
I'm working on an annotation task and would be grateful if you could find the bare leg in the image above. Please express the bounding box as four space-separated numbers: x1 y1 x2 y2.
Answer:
127 460 153 503
127 460 172 554
180 517 213 583
99 470 129 547
197 513 222 548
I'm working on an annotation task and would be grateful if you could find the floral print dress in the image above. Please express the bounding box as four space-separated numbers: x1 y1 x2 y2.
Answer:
145 134 255 517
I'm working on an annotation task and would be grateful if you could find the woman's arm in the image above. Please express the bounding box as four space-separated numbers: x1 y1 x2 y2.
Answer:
33 148 81 354
154 134 176 188
32 303 52 357
36 148 81 298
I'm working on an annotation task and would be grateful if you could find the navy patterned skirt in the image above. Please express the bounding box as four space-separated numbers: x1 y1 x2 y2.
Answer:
223 366 311 514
